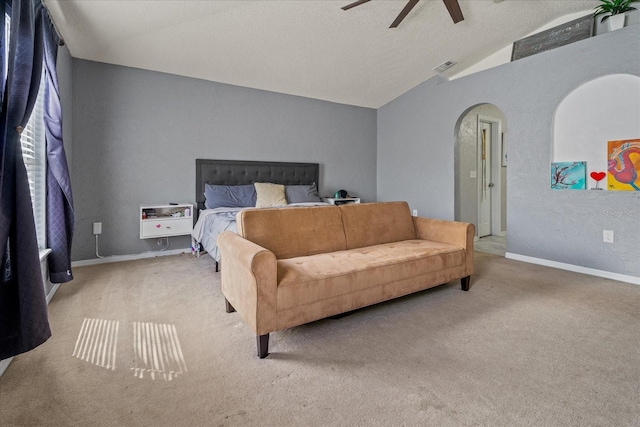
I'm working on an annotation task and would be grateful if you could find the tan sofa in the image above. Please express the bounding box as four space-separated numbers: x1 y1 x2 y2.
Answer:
217 201 474 358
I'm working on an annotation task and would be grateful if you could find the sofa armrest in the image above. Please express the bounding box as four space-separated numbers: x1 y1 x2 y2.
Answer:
413 217 475 275
217 231 278 336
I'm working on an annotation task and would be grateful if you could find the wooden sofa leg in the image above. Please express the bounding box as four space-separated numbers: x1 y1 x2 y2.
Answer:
225 298 236 313
461 276 471 291
257 334 269 359
215 261 219 272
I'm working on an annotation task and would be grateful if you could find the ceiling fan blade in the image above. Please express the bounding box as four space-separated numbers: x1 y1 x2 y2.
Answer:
390 0 420 28
442 0 464 23
342 0 371 11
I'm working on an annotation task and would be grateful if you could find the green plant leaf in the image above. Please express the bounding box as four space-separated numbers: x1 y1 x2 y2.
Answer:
592 0 639 20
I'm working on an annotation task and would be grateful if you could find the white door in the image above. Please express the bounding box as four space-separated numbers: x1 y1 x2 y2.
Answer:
477 121 492 237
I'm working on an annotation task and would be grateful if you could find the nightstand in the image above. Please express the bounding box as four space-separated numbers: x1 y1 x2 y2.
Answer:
140 204 193 239
323 197 361 206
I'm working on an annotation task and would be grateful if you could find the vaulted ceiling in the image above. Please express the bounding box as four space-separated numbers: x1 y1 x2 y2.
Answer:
44 0 597 108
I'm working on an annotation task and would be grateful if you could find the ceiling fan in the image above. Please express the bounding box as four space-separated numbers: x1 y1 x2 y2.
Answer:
342 0 464 28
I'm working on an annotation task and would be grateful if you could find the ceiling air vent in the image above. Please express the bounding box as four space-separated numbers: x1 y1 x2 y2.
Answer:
433 60 457 73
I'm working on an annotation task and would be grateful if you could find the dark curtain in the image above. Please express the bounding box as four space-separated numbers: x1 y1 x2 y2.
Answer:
1 2 6 106
42 10 73 283
0 0 50 360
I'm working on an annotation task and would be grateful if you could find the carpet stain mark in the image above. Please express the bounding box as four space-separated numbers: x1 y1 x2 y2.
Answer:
420 400 446 412
72 318 119 370
131 322 187 381
271 371 295 385
223 410 247 420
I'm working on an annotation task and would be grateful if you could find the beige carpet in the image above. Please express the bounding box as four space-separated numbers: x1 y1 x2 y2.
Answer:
1 252 639 426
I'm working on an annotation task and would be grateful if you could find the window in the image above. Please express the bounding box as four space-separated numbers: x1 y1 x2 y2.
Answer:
4 11 47 249
3 7 9 78
20 78 46 248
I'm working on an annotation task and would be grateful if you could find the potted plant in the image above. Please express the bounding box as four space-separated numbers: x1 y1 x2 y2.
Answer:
593 0 639 30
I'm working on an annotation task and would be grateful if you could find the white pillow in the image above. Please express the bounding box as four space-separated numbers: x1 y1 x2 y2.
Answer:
254 182 288 208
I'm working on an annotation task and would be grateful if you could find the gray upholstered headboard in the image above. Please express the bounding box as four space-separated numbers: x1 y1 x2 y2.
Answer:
195 159 320 212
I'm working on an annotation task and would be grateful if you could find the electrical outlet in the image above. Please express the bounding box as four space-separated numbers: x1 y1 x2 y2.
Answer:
603 230 614 243
93 222 102 235
412 209 418 217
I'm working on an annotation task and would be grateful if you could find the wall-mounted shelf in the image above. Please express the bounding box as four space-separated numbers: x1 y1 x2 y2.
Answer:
323 197 361 206
140 203 193 239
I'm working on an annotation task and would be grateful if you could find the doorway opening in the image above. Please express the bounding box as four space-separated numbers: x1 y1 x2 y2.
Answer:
454 104 507 256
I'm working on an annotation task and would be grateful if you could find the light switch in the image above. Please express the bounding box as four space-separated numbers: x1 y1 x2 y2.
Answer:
470 170 477 178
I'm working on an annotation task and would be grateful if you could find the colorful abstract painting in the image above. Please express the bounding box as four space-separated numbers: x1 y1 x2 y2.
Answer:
551 162 586 190
607 139 640 191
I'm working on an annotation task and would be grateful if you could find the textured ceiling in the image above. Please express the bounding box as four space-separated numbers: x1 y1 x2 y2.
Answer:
44 0 597 108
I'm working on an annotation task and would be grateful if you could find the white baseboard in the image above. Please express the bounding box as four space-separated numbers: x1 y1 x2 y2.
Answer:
72 248 190 268
46 283 61 305
505 252 640 286
0 357 12 376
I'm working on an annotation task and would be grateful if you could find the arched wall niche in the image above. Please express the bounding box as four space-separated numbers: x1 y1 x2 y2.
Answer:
553 74 640 188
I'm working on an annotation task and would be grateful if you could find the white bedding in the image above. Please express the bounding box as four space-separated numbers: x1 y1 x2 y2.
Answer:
191 203 330 262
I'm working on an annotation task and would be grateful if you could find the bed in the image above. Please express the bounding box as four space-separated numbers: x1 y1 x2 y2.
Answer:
191 159 326 271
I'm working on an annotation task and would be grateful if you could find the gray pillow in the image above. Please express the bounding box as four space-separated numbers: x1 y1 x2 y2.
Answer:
285 183 322 203
204 184 256 209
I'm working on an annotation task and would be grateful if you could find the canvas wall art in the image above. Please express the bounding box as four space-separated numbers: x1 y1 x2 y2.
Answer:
607 139 640 191
551 161 586 190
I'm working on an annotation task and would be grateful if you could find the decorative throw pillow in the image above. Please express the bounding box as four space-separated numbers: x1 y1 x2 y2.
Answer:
285 183 322 203
254 182 288 208
204 184 256 209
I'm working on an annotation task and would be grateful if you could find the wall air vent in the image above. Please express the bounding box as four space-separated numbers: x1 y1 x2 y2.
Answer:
433 60 457 73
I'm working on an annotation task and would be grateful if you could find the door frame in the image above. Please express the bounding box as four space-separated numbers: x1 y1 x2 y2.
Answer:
477 115 503 237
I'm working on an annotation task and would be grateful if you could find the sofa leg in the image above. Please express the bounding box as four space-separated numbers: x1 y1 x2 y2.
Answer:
215 261 219 272
225 298 235 313
257 334 269 359
461 276 471 291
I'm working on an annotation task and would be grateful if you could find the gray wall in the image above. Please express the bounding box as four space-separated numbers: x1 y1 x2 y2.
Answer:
71 60 377 261
378 26 640 278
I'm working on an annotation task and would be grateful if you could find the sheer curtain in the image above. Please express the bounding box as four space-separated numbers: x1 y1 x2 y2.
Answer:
0 0 71 360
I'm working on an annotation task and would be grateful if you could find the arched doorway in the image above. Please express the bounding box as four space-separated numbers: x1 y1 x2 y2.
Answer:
454 103 507 256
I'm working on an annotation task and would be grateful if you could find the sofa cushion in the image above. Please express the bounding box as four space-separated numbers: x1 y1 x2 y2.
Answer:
339 201 416 249
276 240 464 310
236 205 347 260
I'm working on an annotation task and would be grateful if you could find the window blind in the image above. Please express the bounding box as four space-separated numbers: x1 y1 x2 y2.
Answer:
3 11 8 77
20 74 46 248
